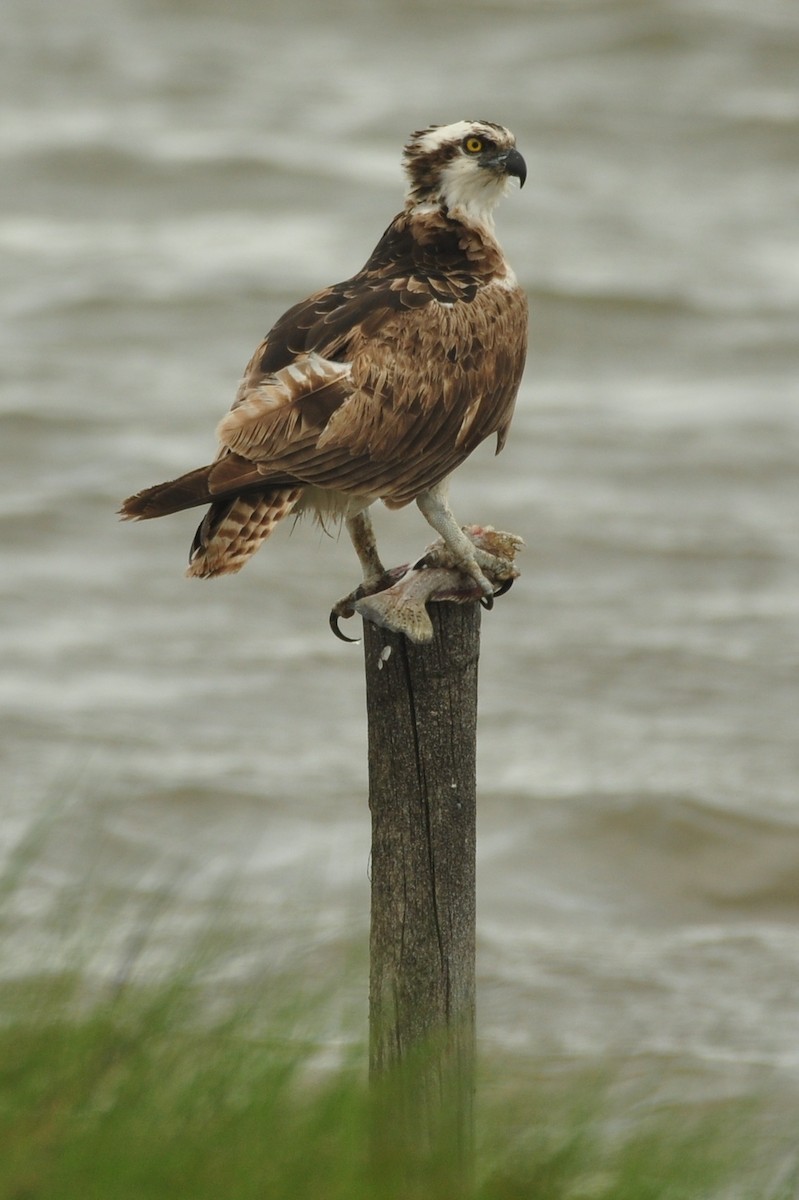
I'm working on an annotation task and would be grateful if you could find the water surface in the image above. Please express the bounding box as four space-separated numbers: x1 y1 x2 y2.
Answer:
2 0 798 1098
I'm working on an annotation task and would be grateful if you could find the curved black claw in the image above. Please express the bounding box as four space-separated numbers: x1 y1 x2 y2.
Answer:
480 577 515 610
329 610 360 644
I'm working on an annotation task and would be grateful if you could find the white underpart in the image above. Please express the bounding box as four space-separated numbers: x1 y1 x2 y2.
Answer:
295 486 375 524
436 156 510 228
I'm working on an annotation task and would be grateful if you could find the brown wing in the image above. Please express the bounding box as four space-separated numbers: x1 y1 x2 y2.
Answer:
215 277 527 507
122 209 527 530
233 209 486 387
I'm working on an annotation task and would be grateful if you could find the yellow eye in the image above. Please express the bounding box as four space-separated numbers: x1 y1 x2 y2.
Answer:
464 136 483 154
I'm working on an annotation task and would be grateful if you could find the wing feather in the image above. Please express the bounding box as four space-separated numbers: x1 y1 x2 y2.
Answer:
206 211 527 508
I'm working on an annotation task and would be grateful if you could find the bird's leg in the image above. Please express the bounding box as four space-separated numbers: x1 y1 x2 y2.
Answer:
345 508 387 591
416 479 516 599
330 507 402 642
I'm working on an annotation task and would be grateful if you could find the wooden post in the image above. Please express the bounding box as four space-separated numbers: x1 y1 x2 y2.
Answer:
363 600 479 1195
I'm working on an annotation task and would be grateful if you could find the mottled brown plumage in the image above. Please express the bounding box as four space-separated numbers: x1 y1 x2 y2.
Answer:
121 120 528 601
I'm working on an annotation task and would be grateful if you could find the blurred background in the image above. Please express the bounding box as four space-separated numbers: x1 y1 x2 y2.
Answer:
2 0 798 1105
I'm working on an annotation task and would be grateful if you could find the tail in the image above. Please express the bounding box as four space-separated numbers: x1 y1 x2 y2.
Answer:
186 486 303 578
121 465 303 578
119 466 215 520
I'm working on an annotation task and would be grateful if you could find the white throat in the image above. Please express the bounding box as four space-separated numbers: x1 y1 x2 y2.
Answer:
412 157 511 229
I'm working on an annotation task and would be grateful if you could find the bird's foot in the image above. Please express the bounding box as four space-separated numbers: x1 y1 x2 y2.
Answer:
329 566 410 643
468 526 524 607
412 526 522 607
334 526 524 644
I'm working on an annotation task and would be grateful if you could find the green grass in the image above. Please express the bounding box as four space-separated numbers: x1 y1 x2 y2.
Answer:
0 807 793 1199
0 971 363 1200
0 967 792 1200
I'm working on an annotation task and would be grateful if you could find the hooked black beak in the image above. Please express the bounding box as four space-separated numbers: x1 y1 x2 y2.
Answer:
502 147 527 188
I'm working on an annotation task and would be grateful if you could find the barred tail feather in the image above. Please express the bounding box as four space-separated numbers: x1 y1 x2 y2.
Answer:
186 487 303 579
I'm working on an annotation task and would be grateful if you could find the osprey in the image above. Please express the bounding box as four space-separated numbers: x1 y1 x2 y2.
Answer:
121 120 528 633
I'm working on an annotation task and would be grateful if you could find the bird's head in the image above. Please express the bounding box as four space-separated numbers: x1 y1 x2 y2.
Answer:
402 120 526 227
